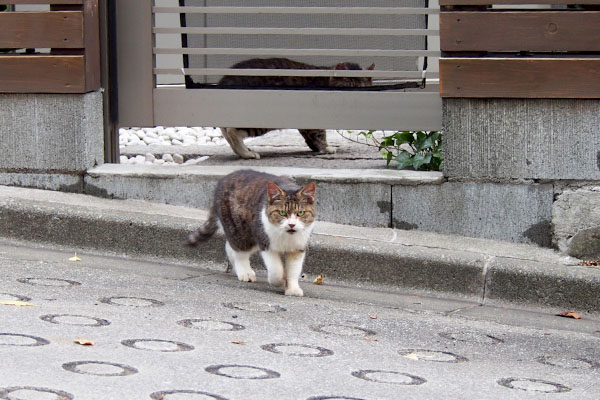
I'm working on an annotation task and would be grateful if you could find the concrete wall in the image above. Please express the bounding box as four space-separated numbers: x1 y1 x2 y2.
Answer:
0 92 104 191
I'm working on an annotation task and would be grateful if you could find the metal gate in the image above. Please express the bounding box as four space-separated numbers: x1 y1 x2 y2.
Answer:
114 0 441 131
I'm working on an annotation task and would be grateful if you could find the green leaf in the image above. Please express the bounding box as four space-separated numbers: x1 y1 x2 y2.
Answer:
394 131 414 144
395 152 414 170
383 151 394 166
412 153 432 170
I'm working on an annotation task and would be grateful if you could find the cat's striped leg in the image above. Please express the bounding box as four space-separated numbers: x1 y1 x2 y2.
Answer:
299 129 336 154
261 250 285 287
284 251 305 297
220 128 261 159
225 242 257 282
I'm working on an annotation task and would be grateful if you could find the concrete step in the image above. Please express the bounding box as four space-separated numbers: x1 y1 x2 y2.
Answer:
1 184 598 314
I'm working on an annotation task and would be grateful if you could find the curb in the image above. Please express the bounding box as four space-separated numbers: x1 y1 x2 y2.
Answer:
0 185 598 313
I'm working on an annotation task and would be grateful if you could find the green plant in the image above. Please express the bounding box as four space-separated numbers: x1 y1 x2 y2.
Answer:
345 130 443 171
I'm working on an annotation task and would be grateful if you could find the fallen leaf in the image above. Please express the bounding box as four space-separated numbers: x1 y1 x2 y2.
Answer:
556 312 581 319
369 315 377 319
365 336 378 342
403 353 419 360
69 253 82 262
0 301 36 307
231 340 245 345
74 338 95 346
313 275 324 285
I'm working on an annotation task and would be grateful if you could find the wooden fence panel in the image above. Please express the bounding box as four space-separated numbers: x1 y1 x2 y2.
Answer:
0 56 85 92
0 11 84 49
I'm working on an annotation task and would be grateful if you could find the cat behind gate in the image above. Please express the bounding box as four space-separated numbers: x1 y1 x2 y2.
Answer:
218 57 375 159
187 169 316 296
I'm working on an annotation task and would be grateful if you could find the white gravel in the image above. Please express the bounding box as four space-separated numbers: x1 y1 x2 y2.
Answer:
119 126 225 166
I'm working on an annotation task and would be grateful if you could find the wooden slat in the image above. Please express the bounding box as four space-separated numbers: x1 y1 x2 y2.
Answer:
440 58 600 98
441 12 600 52
0 11 83 49
440 0 600 5
82 0 100 91
1 1 82 4
0 55 85 93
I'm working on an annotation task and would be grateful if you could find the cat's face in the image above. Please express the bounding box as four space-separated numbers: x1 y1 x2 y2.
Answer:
265 182 316 235
329 62 375 88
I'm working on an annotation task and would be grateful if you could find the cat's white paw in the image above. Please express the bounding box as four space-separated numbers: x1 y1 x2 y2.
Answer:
268 275 285 287
239 151 261 160
237 269 256 282
284 286 304 297
322 146 336 154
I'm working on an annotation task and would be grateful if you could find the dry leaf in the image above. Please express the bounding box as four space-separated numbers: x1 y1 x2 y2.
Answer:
403 353 419 360
369 315 377 319
231 340 245 345
74 338 95 346
556 312 581 319
69 253 82 262
365 336 378 342
313 275 324 285
0 301 36 307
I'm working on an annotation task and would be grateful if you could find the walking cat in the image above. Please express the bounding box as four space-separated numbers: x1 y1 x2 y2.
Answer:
218 57 375 159
187 169 316 296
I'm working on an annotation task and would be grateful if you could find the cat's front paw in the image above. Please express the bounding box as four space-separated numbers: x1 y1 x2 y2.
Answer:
236 269 257 282
284 286 304 297
321 146 336 154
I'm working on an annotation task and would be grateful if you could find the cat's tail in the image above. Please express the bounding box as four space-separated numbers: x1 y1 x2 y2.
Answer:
185 206 218 247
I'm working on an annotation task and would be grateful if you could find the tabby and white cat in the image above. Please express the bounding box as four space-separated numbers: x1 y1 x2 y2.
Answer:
218 57 375 159
187 169 316 296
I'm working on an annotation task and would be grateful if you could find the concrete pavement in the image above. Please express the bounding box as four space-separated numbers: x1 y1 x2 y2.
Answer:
0 184 599 315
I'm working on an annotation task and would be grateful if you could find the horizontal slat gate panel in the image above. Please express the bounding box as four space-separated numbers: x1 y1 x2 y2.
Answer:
439 58 600 98
440 0 600 5
153 6 439 15
0 11 84 49
0 55 85 93
153 88 442 131
440 12 600 52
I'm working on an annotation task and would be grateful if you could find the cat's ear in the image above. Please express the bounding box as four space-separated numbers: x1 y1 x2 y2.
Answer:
299 182 316 204
366 63 375 70
267 182 285 203
335 62 348 70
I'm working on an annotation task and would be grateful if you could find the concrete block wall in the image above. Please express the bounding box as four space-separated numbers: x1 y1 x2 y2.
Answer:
0 92 104 191
443 98 600 258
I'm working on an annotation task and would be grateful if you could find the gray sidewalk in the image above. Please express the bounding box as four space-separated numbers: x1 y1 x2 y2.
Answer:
0 184 598 315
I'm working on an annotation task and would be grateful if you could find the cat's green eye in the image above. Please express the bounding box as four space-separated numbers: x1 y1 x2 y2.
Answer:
279 210 287 216
297 210 305 216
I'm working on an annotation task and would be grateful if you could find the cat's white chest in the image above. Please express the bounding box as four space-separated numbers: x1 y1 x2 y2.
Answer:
260 209 313 253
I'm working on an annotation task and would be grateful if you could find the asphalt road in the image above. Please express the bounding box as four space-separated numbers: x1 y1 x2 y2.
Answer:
1 239 599 400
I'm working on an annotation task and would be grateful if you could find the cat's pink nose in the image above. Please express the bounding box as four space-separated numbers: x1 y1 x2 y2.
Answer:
288 223 296 229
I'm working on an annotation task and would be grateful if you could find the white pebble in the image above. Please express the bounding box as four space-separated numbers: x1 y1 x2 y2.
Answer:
183 156 209 165
162 153 174 163
146 131 159 139
172 139 183 145
145 153 156 162
143 137 159 145
119 155 129 164
154 159 165 165
173 154 184 164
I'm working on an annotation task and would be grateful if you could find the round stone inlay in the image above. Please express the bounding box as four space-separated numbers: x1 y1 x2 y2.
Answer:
310 324 376 337
439 331 504 345
223 302 286 313
122 339 194 352
62 361 138 376
150 390 229 400
177 319 245 331
498 377 571 393
351 369 426 385
40 314 110 327
17 278 81 287
536 355 599 370
205 364 280 380
261 343 334 357
99 296 164 307
0 293 31 302
398 349 468 363
0 333 50 347
0 386 73 400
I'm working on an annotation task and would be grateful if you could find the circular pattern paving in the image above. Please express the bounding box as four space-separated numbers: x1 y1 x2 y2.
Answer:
0 386 73 399
398 349 468 363
223 302 286 313
177 319 245 331
439 331 504 345
17 278 81 287
0 293 31 302
99 296 164 307
536 355 599 370
62 361 138 376
40 314 110 327
261 343 334 357
0 333 49 347
150 390 229 400
497 377 571 393
351 369 426 385
205 364 280 380
122 339 194 352
310 324 376 337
